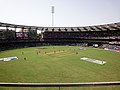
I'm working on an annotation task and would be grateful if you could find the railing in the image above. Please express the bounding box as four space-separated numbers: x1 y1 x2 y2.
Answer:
0 81 120 90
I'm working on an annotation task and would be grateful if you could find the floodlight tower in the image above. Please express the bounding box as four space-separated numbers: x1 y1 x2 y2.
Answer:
51 6 55 26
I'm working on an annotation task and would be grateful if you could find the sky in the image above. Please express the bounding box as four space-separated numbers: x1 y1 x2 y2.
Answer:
0 0 120 27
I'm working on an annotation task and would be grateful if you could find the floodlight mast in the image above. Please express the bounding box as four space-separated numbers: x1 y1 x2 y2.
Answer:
51 6 54 26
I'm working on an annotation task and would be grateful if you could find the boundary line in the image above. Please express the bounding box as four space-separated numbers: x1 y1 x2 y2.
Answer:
0 81 120 87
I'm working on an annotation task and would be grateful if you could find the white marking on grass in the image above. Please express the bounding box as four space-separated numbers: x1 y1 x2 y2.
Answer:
79 48 86 50
80 57 106 65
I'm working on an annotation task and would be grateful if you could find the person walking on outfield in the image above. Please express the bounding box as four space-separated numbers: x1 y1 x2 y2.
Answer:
24 57 26 60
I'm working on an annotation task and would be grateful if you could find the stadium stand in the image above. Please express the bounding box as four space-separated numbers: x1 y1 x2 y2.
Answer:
0 22 120 50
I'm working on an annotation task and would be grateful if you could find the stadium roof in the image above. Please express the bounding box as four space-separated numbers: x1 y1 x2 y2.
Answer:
0 22 120 32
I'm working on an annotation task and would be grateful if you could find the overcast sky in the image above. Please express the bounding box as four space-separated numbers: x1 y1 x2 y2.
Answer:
0 0 120 27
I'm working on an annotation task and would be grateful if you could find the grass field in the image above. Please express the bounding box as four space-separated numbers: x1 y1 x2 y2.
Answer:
0 46 120 90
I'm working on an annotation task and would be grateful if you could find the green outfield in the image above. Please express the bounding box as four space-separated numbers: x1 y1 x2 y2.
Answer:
0 46 120 90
